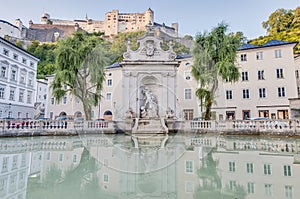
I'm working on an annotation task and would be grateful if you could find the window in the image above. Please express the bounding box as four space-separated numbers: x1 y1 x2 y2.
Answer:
107 79 112 86
298 87 300 95
21 154 26 167
243 89 250 99
30 62 34 67
28 74 34 86
242 71 248 81
9 87 15 101
185 62 191 67
246 163 254 173
3 49 9 56
265 184 272 196
278 87 286 97
229 180 236 191
184 71 192 80
50 97 54 105
296 70 299 79
247 182 255 194
256 52 263 60
50 112 54 120
22 58 27 64
1 66 6 78
19 89 24 102
2 157 9 172
283 165 292 176
0 86 5 99
46 152 51 160
240 54 247 61
12 155 18 170
264 164 271 175
259 88 266 98
103 174 109 182
276 68 284 78
59 154 63 162
27 91 32 104
11 69 17 81
285 185 293 198
226 90 232 100
185 160 194 173
73 155 77 163
185 181 194 193
13 54 18 60
183 109 194 120
106 93 112 101
184 88 192 100
63 96 67 104
258 70 265 80
275 49 282 58
229 161 236 172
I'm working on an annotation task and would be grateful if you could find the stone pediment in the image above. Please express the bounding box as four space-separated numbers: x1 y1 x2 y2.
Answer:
123 27 176 61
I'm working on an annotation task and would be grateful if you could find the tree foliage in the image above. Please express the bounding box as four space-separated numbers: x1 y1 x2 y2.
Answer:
51 31 115 120
251 6 300 54
192 23 242 120
26 41 57 79
110 31 145 62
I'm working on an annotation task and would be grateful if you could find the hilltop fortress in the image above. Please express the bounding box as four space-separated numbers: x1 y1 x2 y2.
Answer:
5 8 179 43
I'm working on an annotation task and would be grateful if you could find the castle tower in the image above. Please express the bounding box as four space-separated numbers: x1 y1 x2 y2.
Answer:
41 13 50 24
171 23 178 37
14 19 23 30
145 8 154 26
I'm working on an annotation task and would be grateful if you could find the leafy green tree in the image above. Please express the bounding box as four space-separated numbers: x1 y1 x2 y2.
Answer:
262 8 294 34
192 23 242 120
51 31 115 120
27 41 57 79
251 6 300 54
110 31 145 62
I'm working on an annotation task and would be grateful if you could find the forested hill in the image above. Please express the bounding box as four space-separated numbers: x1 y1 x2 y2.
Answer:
249 7 300 54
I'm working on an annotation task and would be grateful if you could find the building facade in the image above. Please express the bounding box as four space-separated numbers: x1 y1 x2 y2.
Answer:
0 37 39 119
45 30 200 121
212 40 298 120
0 20 21 39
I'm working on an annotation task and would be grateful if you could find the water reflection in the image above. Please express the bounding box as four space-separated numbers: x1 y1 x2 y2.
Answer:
0 134 299 199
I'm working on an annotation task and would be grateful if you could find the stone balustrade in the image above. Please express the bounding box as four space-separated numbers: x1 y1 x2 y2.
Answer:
0 119 113 136
190 119 300 136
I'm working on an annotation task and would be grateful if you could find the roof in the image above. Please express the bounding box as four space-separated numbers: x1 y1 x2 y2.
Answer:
153 22 175 31
238 40 298 51
0 19 19 29
0 37 39 61
176 54 192 59
105 62 120 69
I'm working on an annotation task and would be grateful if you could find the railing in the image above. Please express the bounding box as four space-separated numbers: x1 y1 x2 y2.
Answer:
189 119 300 135
0 119 113 136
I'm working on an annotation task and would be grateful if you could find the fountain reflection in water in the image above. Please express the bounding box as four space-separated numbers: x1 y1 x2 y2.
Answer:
1 133 300 199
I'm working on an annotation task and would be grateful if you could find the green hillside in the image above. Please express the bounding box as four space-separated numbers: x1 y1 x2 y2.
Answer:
249 7 300 54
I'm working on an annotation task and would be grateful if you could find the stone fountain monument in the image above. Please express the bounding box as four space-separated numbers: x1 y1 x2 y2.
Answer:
120 26 179 142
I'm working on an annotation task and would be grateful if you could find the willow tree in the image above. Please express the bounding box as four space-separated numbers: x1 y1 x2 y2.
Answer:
51 31 114 120
192 23 242 120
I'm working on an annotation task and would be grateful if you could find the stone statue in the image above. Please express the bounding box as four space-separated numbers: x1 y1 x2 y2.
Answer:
165 107 175 119
141 88 158 118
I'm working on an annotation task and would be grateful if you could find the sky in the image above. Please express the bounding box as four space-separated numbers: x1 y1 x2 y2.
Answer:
0 0 299 40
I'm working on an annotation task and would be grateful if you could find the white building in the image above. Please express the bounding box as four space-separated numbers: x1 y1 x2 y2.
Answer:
0 19 21 39
212 40 298 120
0 37 39 119
34 79 48 119
45 30 200 121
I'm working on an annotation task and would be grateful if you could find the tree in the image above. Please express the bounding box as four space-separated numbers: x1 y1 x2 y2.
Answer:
192 23 242 120
27 41 57 79
51 31 115 120
262 8 294 34
250 6 300 54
